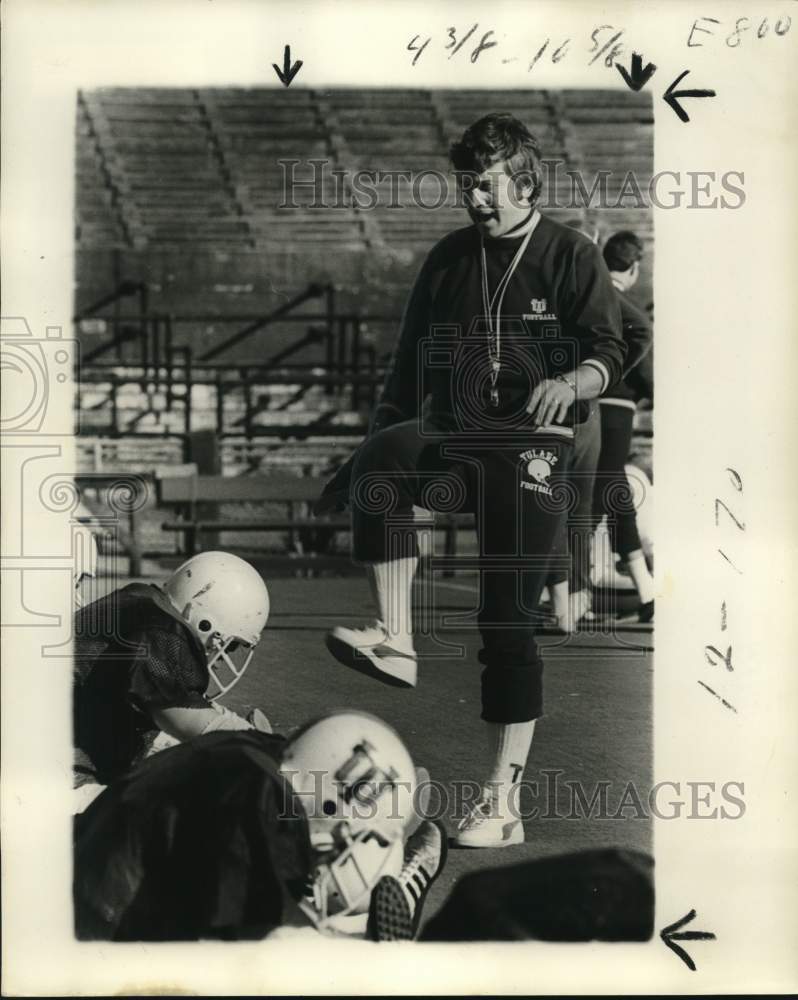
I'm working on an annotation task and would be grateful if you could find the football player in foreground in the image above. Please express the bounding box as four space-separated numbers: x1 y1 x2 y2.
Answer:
317 113 626 848
73 550 272 812
73 710 447 942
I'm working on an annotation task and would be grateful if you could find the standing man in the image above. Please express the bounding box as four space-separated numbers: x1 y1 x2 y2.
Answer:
320 114 626 847
593 230 654 622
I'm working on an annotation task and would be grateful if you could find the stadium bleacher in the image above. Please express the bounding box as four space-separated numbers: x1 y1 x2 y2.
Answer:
76 86 653 267
74 87 653 554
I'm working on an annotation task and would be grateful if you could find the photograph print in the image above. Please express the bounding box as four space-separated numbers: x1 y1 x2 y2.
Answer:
71 84 656 944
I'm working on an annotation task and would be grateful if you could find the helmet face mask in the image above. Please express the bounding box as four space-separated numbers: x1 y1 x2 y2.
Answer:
205 635 256 701
307 827 401 928
163 551 270 701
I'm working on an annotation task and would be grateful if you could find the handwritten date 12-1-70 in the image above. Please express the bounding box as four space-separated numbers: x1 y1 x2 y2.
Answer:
700 468 745 714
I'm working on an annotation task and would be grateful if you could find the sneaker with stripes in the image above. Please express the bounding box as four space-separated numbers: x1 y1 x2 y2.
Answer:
367 820 448 941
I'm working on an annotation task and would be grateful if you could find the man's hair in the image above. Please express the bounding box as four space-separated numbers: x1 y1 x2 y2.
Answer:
449 113 543 206
603 231 644 273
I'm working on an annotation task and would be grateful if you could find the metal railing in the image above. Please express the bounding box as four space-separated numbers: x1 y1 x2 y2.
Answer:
75 280 394 440
77 356 382 439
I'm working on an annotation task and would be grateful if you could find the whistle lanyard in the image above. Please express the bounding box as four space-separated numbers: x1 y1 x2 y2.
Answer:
479 216 538 405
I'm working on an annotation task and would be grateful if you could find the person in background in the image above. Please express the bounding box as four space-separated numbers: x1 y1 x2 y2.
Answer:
593 230 654 622
543 218 603 633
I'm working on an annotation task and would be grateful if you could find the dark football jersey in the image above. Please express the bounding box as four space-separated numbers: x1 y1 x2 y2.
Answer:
73 731 311 941
73 582 210 787
375 213 626 433
604 291 653 403
316 214 627 511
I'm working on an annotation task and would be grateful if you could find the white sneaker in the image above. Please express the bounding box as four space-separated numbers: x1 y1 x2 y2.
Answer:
326 621 417 688
453 790 524 848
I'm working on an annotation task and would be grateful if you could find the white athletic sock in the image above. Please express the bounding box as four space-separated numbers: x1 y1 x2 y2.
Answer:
569 588 592 625
551 584 592 632
367 557 417 654
550 580 569 621
626 550 655 605
485 720 536 809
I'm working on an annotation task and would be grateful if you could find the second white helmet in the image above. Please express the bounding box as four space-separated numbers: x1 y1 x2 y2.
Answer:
280 710 418 927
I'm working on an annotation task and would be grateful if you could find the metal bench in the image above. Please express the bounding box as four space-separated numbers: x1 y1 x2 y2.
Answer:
156 472 466 573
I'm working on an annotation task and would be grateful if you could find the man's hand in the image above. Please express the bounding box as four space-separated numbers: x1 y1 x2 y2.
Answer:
525 378 576 427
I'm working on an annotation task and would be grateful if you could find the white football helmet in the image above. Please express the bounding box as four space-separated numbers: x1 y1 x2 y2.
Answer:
280 710 418 929
163 551 270 700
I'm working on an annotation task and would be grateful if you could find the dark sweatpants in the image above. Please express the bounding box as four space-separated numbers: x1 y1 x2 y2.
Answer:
349 419 574 724
593 402 641 559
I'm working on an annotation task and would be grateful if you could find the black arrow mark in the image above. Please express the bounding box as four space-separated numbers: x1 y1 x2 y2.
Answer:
616 52 657 91
273 45 303 87
661 909 716 971
663 70 716 123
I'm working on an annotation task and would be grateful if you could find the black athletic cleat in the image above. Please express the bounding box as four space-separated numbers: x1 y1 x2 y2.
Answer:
638 600 654 624
367 820 448 941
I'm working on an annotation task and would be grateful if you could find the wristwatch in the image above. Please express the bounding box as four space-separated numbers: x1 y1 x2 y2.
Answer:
555 374 577 395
